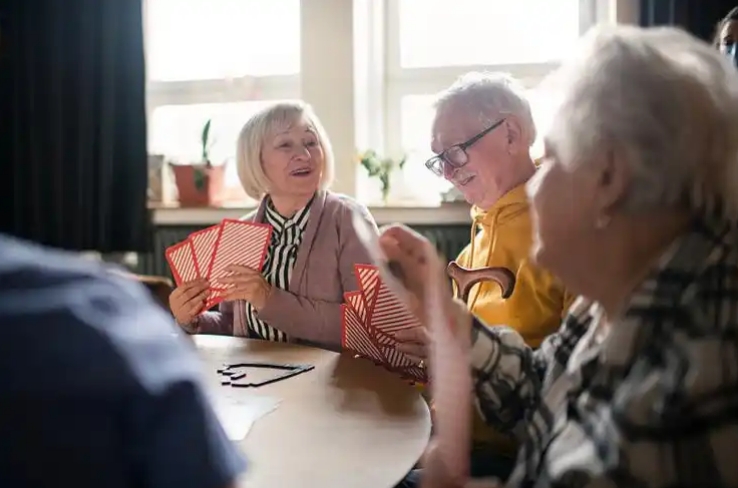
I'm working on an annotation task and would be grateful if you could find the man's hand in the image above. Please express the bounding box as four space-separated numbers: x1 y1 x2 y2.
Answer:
220 265 272 311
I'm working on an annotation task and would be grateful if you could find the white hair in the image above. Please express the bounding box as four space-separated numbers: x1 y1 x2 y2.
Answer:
543 24 738 218
433 72 537 147
235 100 335 200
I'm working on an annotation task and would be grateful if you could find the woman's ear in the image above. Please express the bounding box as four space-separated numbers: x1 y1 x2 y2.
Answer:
594 148 630 216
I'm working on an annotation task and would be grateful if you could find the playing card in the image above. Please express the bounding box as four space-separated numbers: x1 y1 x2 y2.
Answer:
355 264 380 313
344 290 368 323
189 225 220 279
209 220 272 291
165 240 198 286
205 288 226 310
368 279 421 336
341 304 383 363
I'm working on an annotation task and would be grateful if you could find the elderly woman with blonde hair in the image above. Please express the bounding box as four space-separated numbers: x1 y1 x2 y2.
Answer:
169 101 377 348
389 25 738 488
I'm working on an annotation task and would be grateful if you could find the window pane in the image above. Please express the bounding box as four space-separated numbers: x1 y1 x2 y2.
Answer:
149 101 283 188
400 95 453 202
398 0 580 68
146 0 300 81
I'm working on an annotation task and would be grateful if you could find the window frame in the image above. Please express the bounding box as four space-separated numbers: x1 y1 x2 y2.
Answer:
142 0 301 163
379 0 612 164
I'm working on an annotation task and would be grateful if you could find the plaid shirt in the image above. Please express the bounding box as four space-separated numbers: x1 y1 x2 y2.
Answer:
469 215 738 488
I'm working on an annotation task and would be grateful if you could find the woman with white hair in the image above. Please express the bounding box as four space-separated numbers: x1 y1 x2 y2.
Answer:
389 24 738 488
169 101 377 348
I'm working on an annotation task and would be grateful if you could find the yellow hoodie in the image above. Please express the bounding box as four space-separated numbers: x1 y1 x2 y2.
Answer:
456 184 574 456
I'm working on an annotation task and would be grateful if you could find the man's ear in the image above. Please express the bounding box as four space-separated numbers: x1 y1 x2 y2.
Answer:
503 117 525 155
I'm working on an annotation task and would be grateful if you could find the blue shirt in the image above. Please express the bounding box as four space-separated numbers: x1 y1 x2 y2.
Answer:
0 234 246 487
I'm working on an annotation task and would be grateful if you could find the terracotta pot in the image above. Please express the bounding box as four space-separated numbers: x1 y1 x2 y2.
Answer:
170 163 226 207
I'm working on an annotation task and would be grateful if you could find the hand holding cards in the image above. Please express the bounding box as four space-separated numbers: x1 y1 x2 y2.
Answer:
165 219 272 315
351 214 472 483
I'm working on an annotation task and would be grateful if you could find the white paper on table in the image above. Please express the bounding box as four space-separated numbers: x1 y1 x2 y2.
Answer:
209 389 281 441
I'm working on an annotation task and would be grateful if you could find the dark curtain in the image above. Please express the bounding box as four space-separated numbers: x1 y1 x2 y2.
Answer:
0 0 152 253
640 0 738 42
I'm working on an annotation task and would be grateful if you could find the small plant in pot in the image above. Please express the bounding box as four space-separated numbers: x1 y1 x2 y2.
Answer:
358 149 407 205
170 119 226 207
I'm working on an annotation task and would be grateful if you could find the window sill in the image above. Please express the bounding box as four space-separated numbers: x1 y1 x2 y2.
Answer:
148 201 472 226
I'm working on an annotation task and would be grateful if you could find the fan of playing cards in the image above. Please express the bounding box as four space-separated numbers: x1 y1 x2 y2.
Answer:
341 263 427 383
165 219 273 311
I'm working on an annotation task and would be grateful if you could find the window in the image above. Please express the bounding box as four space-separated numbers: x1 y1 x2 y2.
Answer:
146 0 300 81
397 0 581 69
380 0 590 202
144 0 300 198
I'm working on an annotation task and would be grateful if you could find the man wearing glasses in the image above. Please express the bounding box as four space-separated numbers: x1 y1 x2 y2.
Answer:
395 72 573 484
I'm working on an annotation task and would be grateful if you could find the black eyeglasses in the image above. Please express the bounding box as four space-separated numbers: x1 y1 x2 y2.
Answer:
425 118 506 177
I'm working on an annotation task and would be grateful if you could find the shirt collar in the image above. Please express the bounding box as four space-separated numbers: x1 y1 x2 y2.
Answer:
264 195 313 232
601 215 734 366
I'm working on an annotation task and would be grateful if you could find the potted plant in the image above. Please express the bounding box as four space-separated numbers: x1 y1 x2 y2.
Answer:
170 119 226 207
358 149 407 205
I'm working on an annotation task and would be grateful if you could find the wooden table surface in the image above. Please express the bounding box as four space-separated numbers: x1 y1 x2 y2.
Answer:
194 335 432 488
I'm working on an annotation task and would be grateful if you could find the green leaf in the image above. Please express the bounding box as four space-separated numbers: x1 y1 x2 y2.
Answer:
201 119 212 161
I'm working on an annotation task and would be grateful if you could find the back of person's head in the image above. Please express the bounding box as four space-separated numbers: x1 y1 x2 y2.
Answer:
542 24 738 218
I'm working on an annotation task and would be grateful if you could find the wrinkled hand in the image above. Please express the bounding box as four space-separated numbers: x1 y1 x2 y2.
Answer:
395 326 430 363
169 278 209 325
380 225 474 343
220 265 272 311
420 442 502 488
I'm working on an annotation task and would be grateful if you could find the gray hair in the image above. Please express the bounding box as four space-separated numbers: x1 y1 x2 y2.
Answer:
543 24 738 218
235 100 335 200
433 72 537 147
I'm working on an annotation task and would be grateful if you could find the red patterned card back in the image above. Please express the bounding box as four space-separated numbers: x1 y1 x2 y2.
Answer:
341 304 383 363
355 264 380 308
209 220 272 291
344 290 367 323
189 225 220 279
165 240 198 286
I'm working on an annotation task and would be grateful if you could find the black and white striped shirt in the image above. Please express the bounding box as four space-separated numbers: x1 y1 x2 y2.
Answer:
245 198 312 342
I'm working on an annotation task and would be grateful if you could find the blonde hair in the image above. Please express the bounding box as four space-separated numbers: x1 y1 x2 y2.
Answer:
235 100 335 200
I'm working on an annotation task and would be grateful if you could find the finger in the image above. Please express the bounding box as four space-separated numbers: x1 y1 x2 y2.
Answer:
223 285 254 302
379 224 428 252
184 289 209 307
176 280 209 300
183 299 204 318
219 274 262 285
225 264 259 274
395 343 425 362
394 327 425 344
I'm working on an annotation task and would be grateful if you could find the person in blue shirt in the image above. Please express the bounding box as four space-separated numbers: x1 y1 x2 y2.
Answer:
0 234 246 488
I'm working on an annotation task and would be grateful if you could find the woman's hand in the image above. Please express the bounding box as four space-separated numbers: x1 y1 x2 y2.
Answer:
380 224 475 365
169 278 209 324
395 326 430 363
220 265 273 311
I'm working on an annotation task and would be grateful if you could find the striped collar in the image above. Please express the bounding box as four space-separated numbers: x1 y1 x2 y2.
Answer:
264 196 313 232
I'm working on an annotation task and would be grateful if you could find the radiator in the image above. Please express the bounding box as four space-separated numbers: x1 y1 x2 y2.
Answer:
136 223 470 280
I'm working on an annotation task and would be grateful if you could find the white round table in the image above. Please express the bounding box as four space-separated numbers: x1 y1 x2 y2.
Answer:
194 335 432 488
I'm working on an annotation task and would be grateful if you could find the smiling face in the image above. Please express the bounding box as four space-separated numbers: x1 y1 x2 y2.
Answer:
430 106 524 210
261 117 324 200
